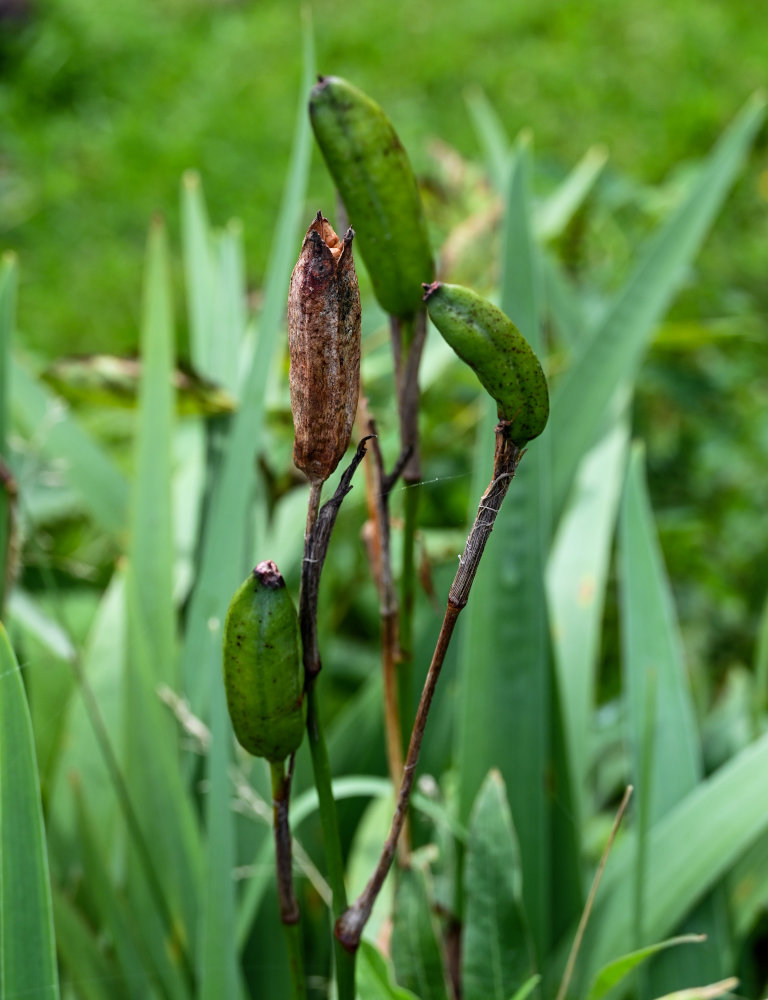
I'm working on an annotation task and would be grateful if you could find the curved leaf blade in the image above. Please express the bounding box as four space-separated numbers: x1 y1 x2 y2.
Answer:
0 624 59 999
462 772 535 1000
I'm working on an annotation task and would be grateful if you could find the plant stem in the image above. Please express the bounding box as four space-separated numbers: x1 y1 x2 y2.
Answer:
270 760 301 924
336 422 524 951
555 785 633 1000
282 921 308 1000
391 310 428 755
306 681 355 1000
359 407 413 854
299 439 371 678
306 481 322 541
398 482 418 740
0 457 17 618
271 758 307 1000
298 439 371 999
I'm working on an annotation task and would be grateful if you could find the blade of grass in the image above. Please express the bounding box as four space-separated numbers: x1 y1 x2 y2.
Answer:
620 447 701 813
357 941 420 1000
555 786 633 1000
540 251 591 353
391 865 450 1000
52 888 125 1000
508 975 541 1000
181 170 215 375
571 731 768 993
130 218 177 689
727 831 768 939
651 979 739 1000
180 19 315 716
124 221 201 986
456 138 554 959
0 624 60 1000
550 93 766 517
619 447 730 986
0 255 14 451
534 145 608 242
464 86 510 192
587 935 707 1000
754 592 768 713
11 358 129 534
47 572 125 869
7 588 77 663
73 785 180 1000
181 174 246 399
199 680 239 999
0 254 17 614
462 772 535 1000
547 419 629 829
212 222 247 397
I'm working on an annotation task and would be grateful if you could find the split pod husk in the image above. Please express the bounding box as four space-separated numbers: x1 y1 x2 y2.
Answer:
309 75 434 320
222 561 305 762
288 212 362 486
423 281 550 445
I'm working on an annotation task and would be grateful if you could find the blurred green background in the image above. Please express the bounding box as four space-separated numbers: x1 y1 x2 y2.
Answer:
1 0 766 354
1 0 766 700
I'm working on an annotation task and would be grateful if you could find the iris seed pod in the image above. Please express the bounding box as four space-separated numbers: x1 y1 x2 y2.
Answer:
309 76 434 320
222 561 305 762
423 281 549 444
288 212 362 485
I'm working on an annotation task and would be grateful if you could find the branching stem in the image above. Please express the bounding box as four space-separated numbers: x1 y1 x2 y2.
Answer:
335 422 524 951
298 437 372 1000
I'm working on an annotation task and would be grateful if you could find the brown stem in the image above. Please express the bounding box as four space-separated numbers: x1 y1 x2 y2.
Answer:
391 311 427 484
555 785 634 1000
0 456 18 616
392 311 428 743
448 422 523 609
359 404 413 852
297 441 371 1000
335 422 524 951
271 758 300 925
305 481 322 540
299 437 372 678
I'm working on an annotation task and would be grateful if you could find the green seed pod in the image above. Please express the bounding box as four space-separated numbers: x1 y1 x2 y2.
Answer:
309 75 434 320
423 281 549 444
222 561 305 762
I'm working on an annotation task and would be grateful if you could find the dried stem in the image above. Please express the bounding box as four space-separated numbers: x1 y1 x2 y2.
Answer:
270 758 301 925
359 402 413 853
271 755 307 1000
555 785 634 1000
300 437 372 679
392 311 428 696
305 481 322 540
298 437 372 1000
335 422 524 951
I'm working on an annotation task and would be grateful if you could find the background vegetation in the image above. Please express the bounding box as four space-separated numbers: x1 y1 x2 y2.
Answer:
1 1 768 997
2 0 767 668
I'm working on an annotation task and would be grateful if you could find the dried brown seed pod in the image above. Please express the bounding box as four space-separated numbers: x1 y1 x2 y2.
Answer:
288 211 362 485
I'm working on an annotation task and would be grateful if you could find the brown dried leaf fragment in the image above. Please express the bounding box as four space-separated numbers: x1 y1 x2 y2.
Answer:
288 212 362 485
